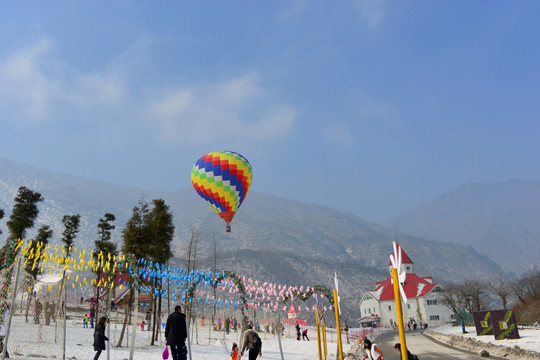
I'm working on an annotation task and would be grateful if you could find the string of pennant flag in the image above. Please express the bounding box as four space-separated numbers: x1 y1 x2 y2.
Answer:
4 237 333 313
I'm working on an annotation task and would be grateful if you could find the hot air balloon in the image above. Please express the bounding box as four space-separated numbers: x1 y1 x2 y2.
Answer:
191 151 252 232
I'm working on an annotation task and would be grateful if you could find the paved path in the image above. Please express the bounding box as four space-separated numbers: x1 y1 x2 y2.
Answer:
373 330 505 360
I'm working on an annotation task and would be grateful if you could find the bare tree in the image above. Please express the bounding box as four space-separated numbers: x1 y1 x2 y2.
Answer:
488 273 513 310
460 279 487 313
511 267 540 310
184 227 201 317
440 284 467 333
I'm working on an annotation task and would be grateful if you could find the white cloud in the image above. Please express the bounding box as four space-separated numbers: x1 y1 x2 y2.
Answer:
323 124 354 146
0 38 57 121
356 0 385 29
148 73 297 144
0 37 127 123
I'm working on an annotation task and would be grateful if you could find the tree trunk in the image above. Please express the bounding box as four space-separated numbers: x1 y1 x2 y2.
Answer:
116 289 133 347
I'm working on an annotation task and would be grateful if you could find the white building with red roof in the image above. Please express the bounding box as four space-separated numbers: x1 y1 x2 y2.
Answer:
358 244 454 328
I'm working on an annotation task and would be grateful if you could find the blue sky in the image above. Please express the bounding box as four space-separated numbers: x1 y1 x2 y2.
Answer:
0 1 538 222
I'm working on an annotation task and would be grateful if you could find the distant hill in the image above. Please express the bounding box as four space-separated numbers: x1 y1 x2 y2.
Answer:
0 158 502 319
384 179 540 275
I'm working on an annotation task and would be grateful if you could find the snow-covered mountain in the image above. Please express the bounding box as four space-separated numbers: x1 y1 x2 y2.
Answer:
0 158 501 318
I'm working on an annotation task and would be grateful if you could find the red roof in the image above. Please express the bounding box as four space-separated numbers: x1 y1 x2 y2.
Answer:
387 243 413 266
288 303 299 314
369 273 438 301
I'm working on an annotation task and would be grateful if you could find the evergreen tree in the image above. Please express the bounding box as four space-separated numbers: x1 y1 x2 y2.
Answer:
61 214 81 254
146 199 175 344
23 224 52 322
117 196 150 347
26 225 53 278
147 199 174 265
6 186 44 239
95 213 117 257
93 213 117 319
121 197 150 258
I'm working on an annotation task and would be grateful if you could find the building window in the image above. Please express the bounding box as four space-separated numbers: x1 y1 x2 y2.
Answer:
450 314 456 320
407 304 410 309
388 306 391 311
406 266 411 271
427 299 438 305
430 315 440 321
433 287 442 292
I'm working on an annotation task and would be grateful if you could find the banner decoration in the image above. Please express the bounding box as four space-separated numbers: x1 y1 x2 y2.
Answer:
11 239 334 318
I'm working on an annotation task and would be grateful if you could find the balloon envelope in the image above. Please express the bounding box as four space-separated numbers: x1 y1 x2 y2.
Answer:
191 151 252 227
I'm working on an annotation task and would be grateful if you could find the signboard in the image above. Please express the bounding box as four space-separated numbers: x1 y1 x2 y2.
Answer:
491 310 520 340
473 311 493 336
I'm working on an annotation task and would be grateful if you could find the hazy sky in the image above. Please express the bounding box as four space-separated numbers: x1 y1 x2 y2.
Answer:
1 1 538 222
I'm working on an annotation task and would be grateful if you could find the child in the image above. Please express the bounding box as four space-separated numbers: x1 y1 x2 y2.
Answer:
230 342 238 360
140 320 145 331
83 314 89 328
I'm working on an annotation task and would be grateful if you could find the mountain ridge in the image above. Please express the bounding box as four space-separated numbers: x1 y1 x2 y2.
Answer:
0 158 503 318
384 179 540 274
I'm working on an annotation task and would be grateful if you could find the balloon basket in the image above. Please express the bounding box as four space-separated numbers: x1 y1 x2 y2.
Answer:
226 223 231 232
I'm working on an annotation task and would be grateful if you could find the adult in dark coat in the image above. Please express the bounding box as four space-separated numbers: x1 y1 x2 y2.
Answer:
165 305 187 360
93 316 109 360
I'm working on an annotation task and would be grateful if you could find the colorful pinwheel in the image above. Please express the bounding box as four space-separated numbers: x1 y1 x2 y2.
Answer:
389 241 408 303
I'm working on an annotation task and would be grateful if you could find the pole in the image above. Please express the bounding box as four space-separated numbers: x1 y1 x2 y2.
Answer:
129 289 139 360
186 311 192 360
276 304 285 360
322 323 327 360
107 288 111 360
2 257 21 360
391 268 408 360
315 308 322 360
332 289 343 360
62 271 67 360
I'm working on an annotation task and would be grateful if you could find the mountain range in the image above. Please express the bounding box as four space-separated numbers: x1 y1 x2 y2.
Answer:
384 179 540 275
0 158 524 320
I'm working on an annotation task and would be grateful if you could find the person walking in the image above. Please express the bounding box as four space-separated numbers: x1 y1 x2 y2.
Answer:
44 301 52 326
241 325 262 360
34 298 42 324
394 343 415 360
83 314 89 328
146 309 152 331
295 323 301 340
165 305 187 360
89 303 95 328
362 338 383 360
93 316 109 360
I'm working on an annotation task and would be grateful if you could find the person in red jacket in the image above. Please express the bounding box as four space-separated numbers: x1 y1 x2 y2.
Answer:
230 342 239 360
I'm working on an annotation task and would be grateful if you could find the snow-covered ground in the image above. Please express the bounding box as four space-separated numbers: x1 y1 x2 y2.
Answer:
5 313 356 360
430 323 540 353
